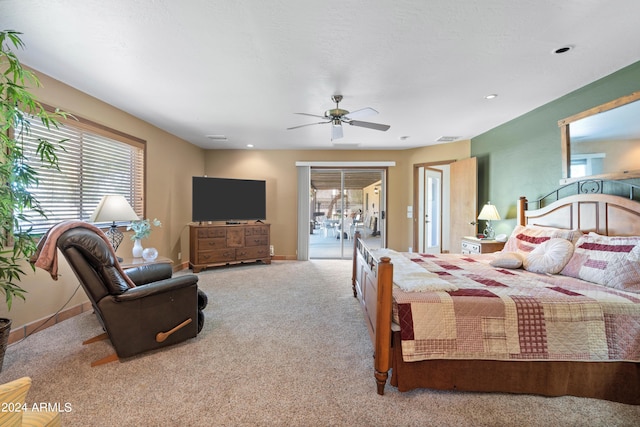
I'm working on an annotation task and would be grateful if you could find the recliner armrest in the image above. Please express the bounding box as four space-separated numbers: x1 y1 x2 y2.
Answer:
114 274 199 302
125 263 173 286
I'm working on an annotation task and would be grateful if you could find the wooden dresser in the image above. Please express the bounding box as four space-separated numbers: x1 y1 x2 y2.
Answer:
189 223 271 272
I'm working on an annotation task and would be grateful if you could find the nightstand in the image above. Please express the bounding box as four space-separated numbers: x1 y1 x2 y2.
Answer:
120 256 173 270
461 237 505 254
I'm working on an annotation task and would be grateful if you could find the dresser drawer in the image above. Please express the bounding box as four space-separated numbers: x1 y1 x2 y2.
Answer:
197 228 226 239
245 235 269 246
196 249 235 264
198 237 226 250
236 246 270 260
461 240 481 254
245 226 269 236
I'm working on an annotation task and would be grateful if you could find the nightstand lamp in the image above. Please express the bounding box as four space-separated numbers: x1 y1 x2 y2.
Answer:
90 195 139 253
478 202 501 240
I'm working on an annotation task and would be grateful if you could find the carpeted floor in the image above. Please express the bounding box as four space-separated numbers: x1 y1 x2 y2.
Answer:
1 260 639 426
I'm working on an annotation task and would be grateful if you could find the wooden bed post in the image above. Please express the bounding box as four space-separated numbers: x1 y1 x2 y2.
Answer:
352 231 361 297
517 196 527 226
375 256 393 395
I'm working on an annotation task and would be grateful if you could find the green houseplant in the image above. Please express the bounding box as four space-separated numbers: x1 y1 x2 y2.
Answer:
0 30 67 369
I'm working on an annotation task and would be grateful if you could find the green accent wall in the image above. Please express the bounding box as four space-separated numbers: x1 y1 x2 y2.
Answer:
471 60 640 237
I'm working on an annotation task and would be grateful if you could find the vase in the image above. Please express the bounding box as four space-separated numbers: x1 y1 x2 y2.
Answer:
132 239 144 258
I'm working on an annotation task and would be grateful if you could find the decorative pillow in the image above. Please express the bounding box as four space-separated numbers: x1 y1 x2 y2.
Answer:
489 252 523 269
523 238 574 274
503 225 582 254
560 233 640 293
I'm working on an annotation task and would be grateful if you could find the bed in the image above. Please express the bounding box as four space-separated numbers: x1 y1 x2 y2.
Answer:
352 184 640 405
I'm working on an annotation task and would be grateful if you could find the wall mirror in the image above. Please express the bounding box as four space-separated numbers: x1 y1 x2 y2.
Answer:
559 91 640 183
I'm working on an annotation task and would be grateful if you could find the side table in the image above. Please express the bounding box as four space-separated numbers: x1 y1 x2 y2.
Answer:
461 237 505 254
120 256 173 270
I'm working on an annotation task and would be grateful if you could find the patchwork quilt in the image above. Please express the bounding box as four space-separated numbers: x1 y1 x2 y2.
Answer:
392 252 640 363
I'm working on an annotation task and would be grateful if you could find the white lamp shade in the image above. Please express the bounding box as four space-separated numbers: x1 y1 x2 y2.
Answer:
90 195 139 223
478 203 501 221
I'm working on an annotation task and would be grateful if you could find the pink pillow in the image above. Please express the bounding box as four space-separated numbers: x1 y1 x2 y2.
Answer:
503 225 582 254
560 232 640 293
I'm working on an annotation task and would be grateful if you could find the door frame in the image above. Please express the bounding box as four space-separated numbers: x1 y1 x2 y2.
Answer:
418 166 444 254
296 161 395 260
413 161 451 253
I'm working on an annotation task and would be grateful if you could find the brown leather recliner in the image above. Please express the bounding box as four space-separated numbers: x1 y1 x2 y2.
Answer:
56 226 206 366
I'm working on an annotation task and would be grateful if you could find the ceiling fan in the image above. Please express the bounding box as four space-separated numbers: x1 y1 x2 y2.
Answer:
287 95 390 141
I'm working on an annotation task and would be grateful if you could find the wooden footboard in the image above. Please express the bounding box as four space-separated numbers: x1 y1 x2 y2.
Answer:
352 232 393 394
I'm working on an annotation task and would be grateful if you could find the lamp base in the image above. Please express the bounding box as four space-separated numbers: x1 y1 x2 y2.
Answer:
104 223 124 254
483 223 495 240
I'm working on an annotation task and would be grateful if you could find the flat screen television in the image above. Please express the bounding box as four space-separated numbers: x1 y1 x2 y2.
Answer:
192 177 266 223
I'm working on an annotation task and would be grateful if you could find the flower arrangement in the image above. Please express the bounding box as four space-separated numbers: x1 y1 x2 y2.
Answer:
127 218 162 240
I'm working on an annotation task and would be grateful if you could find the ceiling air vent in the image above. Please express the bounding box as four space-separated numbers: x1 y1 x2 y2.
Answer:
436 136 460 143
206 134 228 141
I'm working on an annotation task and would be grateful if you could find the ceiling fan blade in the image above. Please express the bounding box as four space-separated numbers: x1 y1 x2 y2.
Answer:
343 107 378 120
348 120 390 131
294 112 326 119
287 121 330 130
331 123 343 140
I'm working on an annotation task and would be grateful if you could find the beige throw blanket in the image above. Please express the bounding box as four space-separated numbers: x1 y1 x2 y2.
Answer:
371 248 458 292
30 221 136 288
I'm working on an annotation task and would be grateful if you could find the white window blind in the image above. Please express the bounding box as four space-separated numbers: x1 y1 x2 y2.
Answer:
18 115 145 234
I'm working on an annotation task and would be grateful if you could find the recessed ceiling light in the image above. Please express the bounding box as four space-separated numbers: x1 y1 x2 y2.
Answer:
553 45 574 54
484 94 498 100
206 134 228 141
246 144 254 148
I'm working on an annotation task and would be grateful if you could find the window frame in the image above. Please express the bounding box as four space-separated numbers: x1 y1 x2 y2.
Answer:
16 105 147 234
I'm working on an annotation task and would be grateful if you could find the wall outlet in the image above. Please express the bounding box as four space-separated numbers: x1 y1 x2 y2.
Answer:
178 252 182 260
270 245 274 256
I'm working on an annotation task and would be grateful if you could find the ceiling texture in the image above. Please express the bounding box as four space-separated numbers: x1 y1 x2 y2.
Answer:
1 0 639 151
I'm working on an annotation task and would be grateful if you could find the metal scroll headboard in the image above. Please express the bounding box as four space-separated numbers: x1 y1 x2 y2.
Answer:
529 179 640 210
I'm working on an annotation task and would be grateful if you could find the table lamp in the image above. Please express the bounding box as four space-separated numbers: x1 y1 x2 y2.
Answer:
90 195 139 252
478 202 501 239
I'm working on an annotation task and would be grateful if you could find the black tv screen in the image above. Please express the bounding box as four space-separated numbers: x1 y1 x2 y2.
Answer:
192 177 266 222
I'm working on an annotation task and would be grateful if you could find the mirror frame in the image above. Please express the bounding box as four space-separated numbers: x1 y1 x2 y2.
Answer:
558 90 640 184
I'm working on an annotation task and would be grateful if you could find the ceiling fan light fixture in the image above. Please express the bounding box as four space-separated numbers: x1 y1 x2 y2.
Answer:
288 95 389 140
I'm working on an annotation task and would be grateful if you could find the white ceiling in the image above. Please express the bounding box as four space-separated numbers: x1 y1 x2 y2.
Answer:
2 0 639 150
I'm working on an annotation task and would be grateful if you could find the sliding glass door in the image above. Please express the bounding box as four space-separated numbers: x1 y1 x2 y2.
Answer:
309 168 385 259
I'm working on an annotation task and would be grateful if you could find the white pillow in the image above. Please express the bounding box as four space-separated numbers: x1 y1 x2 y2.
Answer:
490 252 523 269
523 238 574 274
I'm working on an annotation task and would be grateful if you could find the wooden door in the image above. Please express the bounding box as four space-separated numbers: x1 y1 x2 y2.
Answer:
449 157 477 253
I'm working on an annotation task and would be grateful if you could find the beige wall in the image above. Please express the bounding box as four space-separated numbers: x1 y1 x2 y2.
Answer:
3 68 470 330
1 70 206 329
204 140 470 256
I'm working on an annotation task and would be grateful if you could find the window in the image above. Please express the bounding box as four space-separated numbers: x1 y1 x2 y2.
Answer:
17 113 145 234
570 153 606 178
